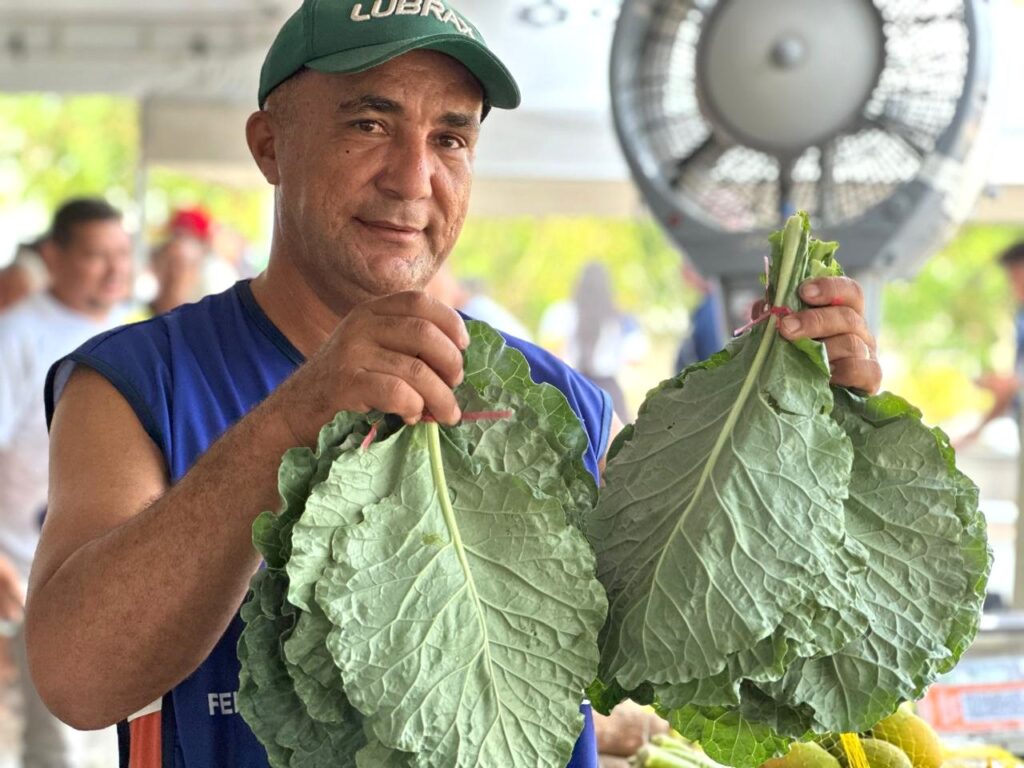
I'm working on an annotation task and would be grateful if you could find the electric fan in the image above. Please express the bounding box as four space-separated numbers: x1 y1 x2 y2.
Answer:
610 0 991 322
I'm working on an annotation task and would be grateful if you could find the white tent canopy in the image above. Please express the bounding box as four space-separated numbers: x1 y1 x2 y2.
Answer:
3 0 1024 218
0 0 640 216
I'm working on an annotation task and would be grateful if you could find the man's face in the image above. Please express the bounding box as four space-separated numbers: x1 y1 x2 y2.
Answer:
153 237 203 292
48 219 133 315
1007 262 1024 304
265 50 483 312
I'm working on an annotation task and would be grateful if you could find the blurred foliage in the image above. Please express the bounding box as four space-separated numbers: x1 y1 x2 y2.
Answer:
879 224 1024 424
881 224 1023 372
0 94 138 214
452 216 693 335
0 94 268 245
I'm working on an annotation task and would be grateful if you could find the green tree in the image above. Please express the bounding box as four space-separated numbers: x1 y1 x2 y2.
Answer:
0 94 268 247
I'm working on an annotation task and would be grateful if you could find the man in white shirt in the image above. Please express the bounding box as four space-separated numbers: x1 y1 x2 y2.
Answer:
0 197 132 768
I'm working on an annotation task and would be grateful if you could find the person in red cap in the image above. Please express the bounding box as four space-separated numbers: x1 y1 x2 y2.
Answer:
167 207 214 245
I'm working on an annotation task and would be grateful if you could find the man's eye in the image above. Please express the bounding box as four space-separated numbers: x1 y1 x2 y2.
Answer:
353 120 383 133
438 135 466 150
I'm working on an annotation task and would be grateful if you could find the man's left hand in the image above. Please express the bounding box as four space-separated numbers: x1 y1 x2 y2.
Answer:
776 276 882 394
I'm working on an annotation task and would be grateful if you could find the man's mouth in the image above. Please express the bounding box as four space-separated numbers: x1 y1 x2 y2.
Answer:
356 218 425 244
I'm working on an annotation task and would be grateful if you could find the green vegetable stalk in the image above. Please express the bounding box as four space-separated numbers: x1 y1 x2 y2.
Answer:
238 321 609 767
589 213 991 768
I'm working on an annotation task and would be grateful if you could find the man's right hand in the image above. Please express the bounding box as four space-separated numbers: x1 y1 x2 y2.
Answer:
277 291 470 446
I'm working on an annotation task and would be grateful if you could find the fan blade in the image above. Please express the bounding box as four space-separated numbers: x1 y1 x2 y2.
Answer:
863 115 930 159
669 134 721 189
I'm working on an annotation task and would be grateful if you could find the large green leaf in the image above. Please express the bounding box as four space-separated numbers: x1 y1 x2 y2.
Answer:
590 248 868 690
751 389 992 733
282 321 599 734
238 569 366 768
317 423 607 767
595 214 992 768
664 705 789 768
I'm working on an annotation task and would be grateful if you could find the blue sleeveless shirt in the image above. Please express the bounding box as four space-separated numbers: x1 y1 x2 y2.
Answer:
46 281 611 768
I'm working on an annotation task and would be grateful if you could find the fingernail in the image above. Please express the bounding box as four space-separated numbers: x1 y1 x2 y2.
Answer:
781 317 801 334
801 283 821 300
453 407 463 424
459 323 471 349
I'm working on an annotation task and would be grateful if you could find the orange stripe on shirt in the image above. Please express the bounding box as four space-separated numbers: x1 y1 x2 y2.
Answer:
129 711 162 768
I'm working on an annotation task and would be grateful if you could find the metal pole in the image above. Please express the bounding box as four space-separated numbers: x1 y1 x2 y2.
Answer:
134 96 150 272
1015 408 1024 610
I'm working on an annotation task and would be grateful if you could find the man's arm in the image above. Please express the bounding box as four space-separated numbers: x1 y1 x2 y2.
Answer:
27 366 298 729
27 292 468 730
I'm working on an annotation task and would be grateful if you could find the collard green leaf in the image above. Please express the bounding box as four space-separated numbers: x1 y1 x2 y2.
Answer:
238 570 366 768
456 321 598 528
664 705 789 768
597 214 991 768
750 389 992 733
243 318 604 768
317 423 606 767
590 319 867 690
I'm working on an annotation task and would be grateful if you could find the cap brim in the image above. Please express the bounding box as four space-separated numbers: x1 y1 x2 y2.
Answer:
305 34 521 110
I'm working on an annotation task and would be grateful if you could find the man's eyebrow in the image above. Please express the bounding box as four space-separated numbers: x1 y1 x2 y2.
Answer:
337 95 402 114
337 95 480 131
441 111 481 131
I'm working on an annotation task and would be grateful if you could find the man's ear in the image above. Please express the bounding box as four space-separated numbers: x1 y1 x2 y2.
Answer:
246 110 281 185
38 238 59 272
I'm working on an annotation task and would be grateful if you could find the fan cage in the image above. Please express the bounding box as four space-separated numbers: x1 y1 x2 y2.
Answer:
623 0 971 233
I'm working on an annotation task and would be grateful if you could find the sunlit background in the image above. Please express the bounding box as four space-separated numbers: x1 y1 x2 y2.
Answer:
2 0 1024 765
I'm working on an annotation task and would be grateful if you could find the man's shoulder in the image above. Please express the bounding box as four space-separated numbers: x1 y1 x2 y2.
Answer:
0 291 49 331
499 329 571 378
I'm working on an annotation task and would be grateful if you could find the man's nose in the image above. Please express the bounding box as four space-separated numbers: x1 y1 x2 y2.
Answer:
376 137 432 202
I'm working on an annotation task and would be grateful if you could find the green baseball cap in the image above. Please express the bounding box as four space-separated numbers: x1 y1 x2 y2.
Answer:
259 0 521 112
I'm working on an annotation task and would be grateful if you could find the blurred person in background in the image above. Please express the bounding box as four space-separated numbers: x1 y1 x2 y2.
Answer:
674 261 725 372
130 207 211 322
957 241 1024 448
0 197 131 768
426 262 532 339
0 236 50 312
539 261 648 421
147 235 205 317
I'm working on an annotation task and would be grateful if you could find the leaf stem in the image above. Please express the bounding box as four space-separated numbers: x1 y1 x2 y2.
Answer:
423 422 502 718
640 218 808 655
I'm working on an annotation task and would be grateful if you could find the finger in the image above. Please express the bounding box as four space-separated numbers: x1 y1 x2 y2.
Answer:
350 370 428 425
823 333 873 364
778 305 874 348
371 291 470 350
363 351 462 425
798 276 865 315
370 315 465 388
830 358 882 395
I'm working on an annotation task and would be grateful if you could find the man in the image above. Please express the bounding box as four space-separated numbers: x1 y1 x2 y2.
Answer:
0 197 132 767
957 241 1024 448
0 236 49 312
146 236 205 317
25 2 882 767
